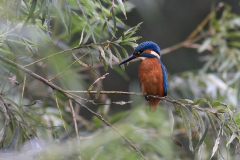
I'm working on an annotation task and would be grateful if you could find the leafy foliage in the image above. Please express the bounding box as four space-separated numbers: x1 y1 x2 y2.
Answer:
0 1 240 160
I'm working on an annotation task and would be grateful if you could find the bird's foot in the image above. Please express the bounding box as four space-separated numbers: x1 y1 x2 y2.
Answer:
141 93 149 101
153 95 159 99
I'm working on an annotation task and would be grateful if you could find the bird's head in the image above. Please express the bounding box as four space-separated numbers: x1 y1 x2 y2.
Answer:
118 41 161 66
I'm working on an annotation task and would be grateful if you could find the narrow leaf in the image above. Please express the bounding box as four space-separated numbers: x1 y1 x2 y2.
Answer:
211 136 220 158
194 113 209 153
207 112 218 140
72 52 89 67
20 0 37 34
180 107 193 152
116 0 126 19
53 1 69 35
84 19 100 44
97 0 115 37
107 48 113 68
92 86 102 102
91 44 106 59
226 133 236 148
6 125 20 151
112 45 124 70
76 0 96 43
167 105 174 133
112 10 117 34
211 101 225 107
0 120 9 143
79 26 85 45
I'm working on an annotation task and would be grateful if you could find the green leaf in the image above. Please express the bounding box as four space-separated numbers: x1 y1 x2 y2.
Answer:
0 120 9 143
102 58 108 71
217 109 226 113
235 118 240 124
118 45 129 58
20 0 37 34
101 21 107 33
112 10 117 34
167 105 174 134
121 41 138 48
229 41 240 48
6 125 20 151
192 98 212 108
97 0 115 37
53 1 69 35
180 107 193 152
91 44 105 59
63 0 72 35
79 26 85 45
84 19 101 44
122 36 142 42
211 101 225 107
175 105 182 118
207 112 218 140
92 86 102 102
76 0 96 43
105 48 113 68
178 99 193 103
42 5 47 25
116 0 126 19
194 113 209 153
112 45 124 70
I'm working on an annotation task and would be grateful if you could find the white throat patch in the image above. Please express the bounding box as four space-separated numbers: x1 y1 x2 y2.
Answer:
137 57 146 60
150 51 160 59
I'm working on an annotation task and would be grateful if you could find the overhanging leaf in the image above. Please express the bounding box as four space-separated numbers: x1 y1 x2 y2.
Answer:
116 0 126 19
84 19 101 44
180 107 193 152
6 125 20 151
97 0 115 37
194 113 209 153
112 45 124 70
211 101 225 107
91 44 106 59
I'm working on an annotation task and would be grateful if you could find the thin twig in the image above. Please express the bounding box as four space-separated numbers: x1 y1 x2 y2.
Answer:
53 90 68 136
68 98 81 160
48 52 89 81
161 32 210 55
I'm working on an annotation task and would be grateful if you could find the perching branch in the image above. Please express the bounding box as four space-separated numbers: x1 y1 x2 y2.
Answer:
66 90 216 114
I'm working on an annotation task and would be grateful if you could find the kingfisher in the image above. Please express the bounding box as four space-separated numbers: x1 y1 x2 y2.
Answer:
118 41 168 112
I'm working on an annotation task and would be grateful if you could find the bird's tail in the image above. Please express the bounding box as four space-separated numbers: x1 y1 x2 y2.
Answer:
148 98 160 112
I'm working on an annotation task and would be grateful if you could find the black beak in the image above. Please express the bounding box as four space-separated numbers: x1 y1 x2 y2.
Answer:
118 54 137 66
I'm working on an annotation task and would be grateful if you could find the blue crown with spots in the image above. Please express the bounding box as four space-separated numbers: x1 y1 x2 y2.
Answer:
134 41 161 56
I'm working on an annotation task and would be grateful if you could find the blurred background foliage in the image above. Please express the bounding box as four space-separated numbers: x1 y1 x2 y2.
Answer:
1 0 240 160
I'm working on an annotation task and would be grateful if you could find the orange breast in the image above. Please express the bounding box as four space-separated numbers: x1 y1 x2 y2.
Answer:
138 58 164 112
138 58 164 97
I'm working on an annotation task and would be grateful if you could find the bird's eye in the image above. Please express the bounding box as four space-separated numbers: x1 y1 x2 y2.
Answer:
135 52 140 55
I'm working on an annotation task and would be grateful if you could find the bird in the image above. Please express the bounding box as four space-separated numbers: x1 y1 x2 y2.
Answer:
118 41 167 112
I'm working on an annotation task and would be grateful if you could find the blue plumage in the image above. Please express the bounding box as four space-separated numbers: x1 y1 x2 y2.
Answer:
134 41 161 56
159 59 168 96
